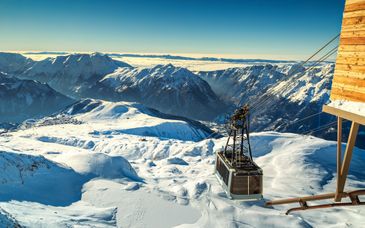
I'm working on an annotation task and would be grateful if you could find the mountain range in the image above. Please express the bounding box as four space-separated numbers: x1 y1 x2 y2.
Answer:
0 51 363 148
1 52 227 122
0 72 74 123
19 53 131 98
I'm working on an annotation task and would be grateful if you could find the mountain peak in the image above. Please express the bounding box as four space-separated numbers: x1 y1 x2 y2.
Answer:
20 53 132 97
97 64 227 120
0 52 33 74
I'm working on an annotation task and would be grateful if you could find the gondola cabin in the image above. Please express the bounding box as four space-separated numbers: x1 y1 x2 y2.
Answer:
215 105 263 200
215 152 263 200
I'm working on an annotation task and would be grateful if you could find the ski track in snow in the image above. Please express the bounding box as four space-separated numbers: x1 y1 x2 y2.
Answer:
0 100 364 227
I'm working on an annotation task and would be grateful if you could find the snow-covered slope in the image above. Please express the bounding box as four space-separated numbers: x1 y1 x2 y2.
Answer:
247 64 335 132
0 73 75 123
274 63 334 105
0 101 364 227
46 99 217 142
19 53 131 97
95 64 228 120
0 207 21 227
0 52 33 74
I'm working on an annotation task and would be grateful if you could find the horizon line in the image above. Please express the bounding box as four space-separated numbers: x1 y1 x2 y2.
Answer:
1 50 337 62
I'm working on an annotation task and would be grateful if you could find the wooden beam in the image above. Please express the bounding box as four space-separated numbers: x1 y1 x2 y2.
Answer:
338 50 365 57
347 0 365 5
335 63 365 72
347 0 365 4
334 69 365 79
340 37 365 45
335 117 343 202
341 30 365 38
286 196 365 215
339 44 365 52
342 23 365 32
333 75 365 85
331 84 365 95
266 193 338 206
343 16 365 26
344 9 365 18
336 122 360 200
345 2 365 13
266 190 365 209
332 80 365 91
336 56 365 65
322 105 365 125
330 87 365 103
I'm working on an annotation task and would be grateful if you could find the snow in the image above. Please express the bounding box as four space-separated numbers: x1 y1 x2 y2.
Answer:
63 99 213 142
0 52 364 227
0 201 117 228
23 53 130 79
0 207 20 227
280 64 334 104
18 53 132 98
82 179 201 228
102 64 206 90
0 72 75 123
198 63 334 107
99 64 225 120
329 100 365 117
0 99 364 227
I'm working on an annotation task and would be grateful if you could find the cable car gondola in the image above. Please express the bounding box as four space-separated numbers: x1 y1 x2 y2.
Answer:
215 105 263 200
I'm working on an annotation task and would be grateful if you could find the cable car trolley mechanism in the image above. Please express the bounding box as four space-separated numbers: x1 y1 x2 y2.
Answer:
215 105 263 200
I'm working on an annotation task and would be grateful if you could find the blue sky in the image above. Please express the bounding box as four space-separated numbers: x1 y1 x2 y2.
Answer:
0 0 344 59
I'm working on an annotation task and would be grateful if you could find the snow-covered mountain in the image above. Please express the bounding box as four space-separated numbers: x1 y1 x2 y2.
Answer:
1 52 362 146
198 64 287 104
198 63 365 148
198 63 333 108
19 53 132 97
0 98 364 227
196 63 365 147
11 53 226 120
0 73 75 123
93 64 228 120
0 208 20 227
29 99 219 142
0 52 33 74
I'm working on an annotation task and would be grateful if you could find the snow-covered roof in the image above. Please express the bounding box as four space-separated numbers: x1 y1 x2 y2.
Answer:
328 100 365 117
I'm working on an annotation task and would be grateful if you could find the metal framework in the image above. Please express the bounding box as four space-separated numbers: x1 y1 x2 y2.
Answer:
266 105 365 214
225 105 253 164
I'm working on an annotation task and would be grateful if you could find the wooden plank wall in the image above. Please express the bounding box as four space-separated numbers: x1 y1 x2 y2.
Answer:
331 0 365 102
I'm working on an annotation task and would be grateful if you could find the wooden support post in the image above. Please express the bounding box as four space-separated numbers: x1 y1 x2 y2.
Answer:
335 117 343 202
335 121 360 202
267 106 365 213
